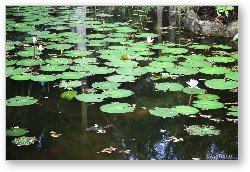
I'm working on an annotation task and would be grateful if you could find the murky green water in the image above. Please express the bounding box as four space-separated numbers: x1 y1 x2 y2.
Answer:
6 6 238 160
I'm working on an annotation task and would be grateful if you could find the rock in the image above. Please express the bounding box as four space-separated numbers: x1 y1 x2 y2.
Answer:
224 21 238 37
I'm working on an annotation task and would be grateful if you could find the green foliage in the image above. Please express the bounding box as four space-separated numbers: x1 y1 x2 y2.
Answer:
6 96 38 106
100 103 135 113
185 125 220 136
61 90 77 100
149 107 178 118
215 6 234 17
7 127 28 136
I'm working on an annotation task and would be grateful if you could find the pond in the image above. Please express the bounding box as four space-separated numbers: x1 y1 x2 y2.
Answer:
6 6 238 160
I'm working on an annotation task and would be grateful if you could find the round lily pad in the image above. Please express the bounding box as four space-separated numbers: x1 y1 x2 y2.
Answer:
213 44 232 49
135 33 159 38
179 60 212 68
162 47 188 54
225 72 238 81
155 82 184 91
228 106 238 117
185 125 220 136
10 74 33 81
88 67 115 75
92 81 121 90
59 80 82 89
56 72 87 80
193 100 224 110
31 75 57 82
7 127 28 136
6 60 17 66
149 61 174 69
106 75 137 83
149 107 178 118
46 43 72 50
189 44 210 50
103 89 133 98
182 87 206 94
16 59 44 66
6 67 28 76
172 105 199 115
166 66 199 75
200 67 230 75
6 96 38 106
205 79 238 90
207 56 235 63
100 103 135 113
45 58 73 65
63 50 93 57
61 90 77 100
196 94 220 101
75 93 106 102
115 67 148 76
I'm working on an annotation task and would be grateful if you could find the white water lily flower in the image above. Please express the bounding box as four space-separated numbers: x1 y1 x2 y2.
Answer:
147 37 154 44
38 45 44 51
32 36 37 43
94 124 98 128
186 79 199 88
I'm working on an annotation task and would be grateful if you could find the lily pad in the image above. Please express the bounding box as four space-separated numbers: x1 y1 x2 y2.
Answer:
16 59 44 66
46 43 72 50
213 44 232 49
225 72 238 81
196 94 220 101
31 75 57 82
166 66 199 75
92 81 121 90
59 80 82 89
149 61 174 69
10 74 33 81
64 50 93 57
115 67 148 76
135 33 159 38
189 44 210 50
75 93 106 102
205 79 238 90
100 103 135 113
228 106 238 117
185 125 220 136
61 90 77 100
207 56 235 63
40 65 69 72
149 107 178 118
45 58 73 65
162 47 188 54
102 89 133 98
200 67 230 75
6 60 17 66
56 72 87 80
106 75 137 83
155 82 184 91
6 96 38 106
172 105 199 115
182 87 206 94
179 60 212 68
12 136 36 146
193 100 224 110
7 127 28 137
6 67 28 76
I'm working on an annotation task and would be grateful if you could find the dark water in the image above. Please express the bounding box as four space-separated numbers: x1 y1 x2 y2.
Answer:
6 6 238 160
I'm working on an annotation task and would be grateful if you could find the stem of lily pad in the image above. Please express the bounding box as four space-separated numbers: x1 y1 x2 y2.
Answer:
148 48 150 61
61 50 63 56
188 94 192 105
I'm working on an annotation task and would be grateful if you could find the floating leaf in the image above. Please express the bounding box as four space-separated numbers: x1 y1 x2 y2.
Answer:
149 107 178 118
196 94 220 101
56 72 87 80
116 67 147 76
200 67 230 75
31 75 57 82
7 127 28 137
100 103 135 113
92 81 121 90
228 106 238 117
182 87 206 94
45 58 73 65
40 65 69 72
207 56 235 63
225 72 238 81
185 125 220 136
6 96 38 106
189 44 210 50
149 61 174 69
75 93 106 102
61 90 77 100
205 79 238 90
59 80 82 89
179 60 212 68
135 33 159 38
106 75 137 83
213 44 232 49
6 67 28 76
6 60 16 66
12 136 36 146
155 82 184 91
64 50 92 57
16 59 44 66
166 66 199 75
103 89 133 98
162 47 188 54
10 74 33 81
193 100 224 110
172 105 199 115
46 43 72 50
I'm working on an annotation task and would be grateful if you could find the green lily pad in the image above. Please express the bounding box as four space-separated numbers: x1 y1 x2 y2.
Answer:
196 94 220 101
6 67 28 76
86 33 106 39
6 60 16 66
166 66 199 75
207 56 235 63
155 55 178 62
6 96 38 106
149 61 174 69
61 90 77 100
106 75 137 83
185 125 220 136
155 82 184 91
46 43 72 50
59 80 82 89
179 60 212 68
225 72 238 81
189 44 210 50
184 54 207 61
17 50 42 57
205 79 238 90
75 93 106 102
100 103 135 113
193 100 224 110
149 107 178 118
135 33 159 38
88 67 115 75
103 89 133 98
115 27 137 33
7 127 28 137
10 74 33 81
162 47 188 54
40 65 69 72
116 67 148 76
56 72 87 80
16 59 44 66
63 50 93 57
200 67 230 75
228 106 238 117
45 58 73 65
172 105 199 115
182 87 206 94
213 44 232 49
31 75 57 82
92 81 121 90
73 58 96 64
